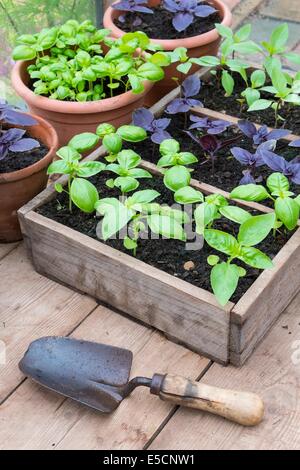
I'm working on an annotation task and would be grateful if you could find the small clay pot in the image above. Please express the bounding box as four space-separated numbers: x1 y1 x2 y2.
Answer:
11 60 154 147
103 0 232 105
0 114 58 243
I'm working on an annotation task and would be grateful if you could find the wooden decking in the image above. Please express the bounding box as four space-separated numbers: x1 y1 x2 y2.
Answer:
0 242 299 450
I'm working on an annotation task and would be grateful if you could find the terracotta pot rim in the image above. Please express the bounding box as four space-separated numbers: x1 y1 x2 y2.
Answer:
103 0 232 50
11 60 154 115
0 113 58 183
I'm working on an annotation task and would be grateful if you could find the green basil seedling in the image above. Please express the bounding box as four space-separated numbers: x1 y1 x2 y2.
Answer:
47 139 105 213
96 123 147 163
106 149 152 194
193 194 228 234
12 22 168 102
230 173 300 231
205 212 276 306
95 190 188 256
158 139 197 192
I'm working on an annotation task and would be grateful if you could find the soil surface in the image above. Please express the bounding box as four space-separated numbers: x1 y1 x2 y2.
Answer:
198 72 300 134
0 131 48 174
124 112 300 197
114 4 221 40
37 170 292 304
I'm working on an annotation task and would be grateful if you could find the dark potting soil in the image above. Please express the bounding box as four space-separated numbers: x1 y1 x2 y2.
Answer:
0 132 48 174
123 112 300 198
114 4 221 40
198 72 300 135
37 170 292 304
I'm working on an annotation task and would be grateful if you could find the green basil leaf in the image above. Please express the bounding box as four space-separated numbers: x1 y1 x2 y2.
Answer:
124 237 138 251
234 24 251 42
204 229 239 256
160 139 180 156
128 73 144 94
70 178 99 213
174 186 204 204
56 146 81 162
232 41 262 54
147 214 186 241
192 56 220 67
68 132 100 152
77 161 105 178
238 246 273 269
211 262 240 306
221 70 234 97
242 88 260 107
138 62 164 82
266 172 290 193
114 176 139 193
177 62 192 74
207 255 220 266
178 152 198 165
230 184 270 202
248 99 272 112
238 212 276 247
128 168 152 179
95 198 134 240
157 154 177 168
103 133 123 154
126 190 160 208
159 206 190 224
194 203 218 234
117 125 147 142
275 197 299 230
220 206 252 225
205 194 228 208
117 149 141 169
96 123 116 138
164 166 191 192
251 70 266 88
270 23 289 51
47 160 70 175
12 45 36 60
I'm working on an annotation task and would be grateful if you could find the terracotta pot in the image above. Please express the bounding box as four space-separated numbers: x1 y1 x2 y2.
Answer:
103 0 232 105
11 61 154 147
0 114 58 243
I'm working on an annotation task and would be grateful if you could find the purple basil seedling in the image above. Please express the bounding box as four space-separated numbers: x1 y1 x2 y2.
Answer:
189 115 231 135
231 146 266 184
0 101 40 161
164 0 216 32
289 139 300 148
186 130 239 172
166 75 203 114
238 120 290 147
132 108 171 144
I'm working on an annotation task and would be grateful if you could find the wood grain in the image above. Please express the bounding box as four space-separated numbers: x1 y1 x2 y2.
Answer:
149 292 300 450
0 244 97 402
0 304 209 450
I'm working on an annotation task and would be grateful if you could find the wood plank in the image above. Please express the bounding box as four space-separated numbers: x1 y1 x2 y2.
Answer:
0 244 97 402
149 291 300 450
0 242 19 261
0 305 209 450
20 211 232 363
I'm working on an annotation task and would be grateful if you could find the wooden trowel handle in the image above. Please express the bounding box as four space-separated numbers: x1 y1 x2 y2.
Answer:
150 374 264 427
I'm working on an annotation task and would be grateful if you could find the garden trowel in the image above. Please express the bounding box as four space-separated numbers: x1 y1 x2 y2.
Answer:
19 336 264 426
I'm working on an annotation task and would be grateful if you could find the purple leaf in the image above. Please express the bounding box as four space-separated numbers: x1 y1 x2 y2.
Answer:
289 164 300 184
291 156 300 164
9 137 40 153
240 169 256 185
261 149 287 173
154 117 171 130
182 74 201 98
173 12 194 32
166 98 187 114
198 134 219 154
289 139 300 147
0 128 25 144
132 107 153 130
237 120 256 139
163 0 180 13
151 130 171 144
231 147 252 165
195 5 216 17
267 128 291 141
112 0 153 14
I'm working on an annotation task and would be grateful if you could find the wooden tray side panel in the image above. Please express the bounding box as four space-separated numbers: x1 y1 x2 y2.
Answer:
230 229 300 366
20 212 231 364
